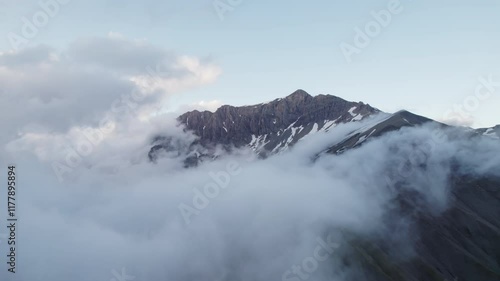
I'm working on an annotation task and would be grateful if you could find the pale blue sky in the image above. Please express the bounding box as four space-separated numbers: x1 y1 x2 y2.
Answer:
1 0 500 127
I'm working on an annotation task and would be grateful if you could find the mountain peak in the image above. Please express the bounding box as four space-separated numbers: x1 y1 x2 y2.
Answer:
394 109 411 115
150 90 381 163
286 89 311 100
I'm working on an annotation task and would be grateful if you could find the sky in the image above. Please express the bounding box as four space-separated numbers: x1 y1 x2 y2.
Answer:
1 0 500 129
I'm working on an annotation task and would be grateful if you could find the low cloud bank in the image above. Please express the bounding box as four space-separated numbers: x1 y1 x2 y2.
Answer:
1 118 499 281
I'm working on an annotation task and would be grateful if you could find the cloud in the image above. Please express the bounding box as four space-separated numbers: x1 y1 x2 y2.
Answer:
176 99 224 113
2 118 499 281
0 34 221 158
0 45 56 67
130 55 221 99
439 114 475 127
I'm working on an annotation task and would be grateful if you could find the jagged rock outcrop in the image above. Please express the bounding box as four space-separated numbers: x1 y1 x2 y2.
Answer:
149 89 380 163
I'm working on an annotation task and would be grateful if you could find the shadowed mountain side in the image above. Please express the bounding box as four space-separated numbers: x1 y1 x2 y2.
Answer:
323 110 439 156
339 174 500 281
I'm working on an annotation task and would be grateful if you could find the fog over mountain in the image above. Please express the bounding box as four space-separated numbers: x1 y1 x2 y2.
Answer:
2 89 499 281
1 1 500 279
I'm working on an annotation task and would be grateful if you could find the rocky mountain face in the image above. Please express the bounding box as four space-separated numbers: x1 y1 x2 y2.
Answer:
149 89 380 163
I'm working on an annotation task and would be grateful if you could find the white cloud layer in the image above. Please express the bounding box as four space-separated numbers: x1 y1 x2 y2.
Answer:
1 116 499 280
0 34 221 166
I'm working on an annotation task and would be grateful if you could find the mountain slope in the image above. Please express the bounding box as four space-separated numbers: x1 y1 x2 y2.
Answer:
339 166 500 281
307 112 500 281
319 110 440 156
478 125 500 140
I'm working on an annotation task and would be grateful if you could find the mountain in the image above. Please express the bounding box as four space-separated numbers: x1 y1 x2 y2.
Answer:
148 90 500 280
149 90 499 166
304 112 500 280
149 90 380 164
345 172 500 281
478 125 500 139
320 110 437 156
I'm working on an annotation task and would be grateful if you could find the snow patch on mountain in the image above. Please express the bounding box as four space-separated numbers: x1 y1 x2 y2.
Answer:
483 128 500 139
